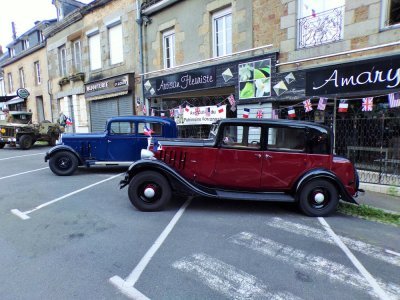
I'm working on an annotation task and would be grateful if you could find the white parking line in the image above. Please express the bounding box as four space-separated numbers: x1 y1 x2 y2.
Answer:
266 217 400 267
318 217 391 300
385 249 400 257
172 253 302 300
11 173 123 220
110 198 192 299
230 231 399 299
0 152 45 161
0 167 49 180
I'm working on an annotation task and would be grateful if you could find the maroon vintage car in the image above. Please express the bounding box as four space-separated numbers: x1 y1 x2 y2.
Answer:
120 119 362 216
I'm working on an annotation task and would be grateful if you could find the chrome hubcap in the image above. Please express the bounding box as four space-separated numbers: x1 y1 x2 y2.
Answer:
314 192 325 204
144 187 155 198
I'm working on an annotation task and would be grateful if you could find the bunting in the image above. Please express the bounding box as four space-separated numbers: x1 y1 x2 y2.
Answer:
288 107 296 118
388 92 400 108
243 108 250 118
303 99 313 112
338 100 348 113
317 97 327 110
362 97 373 111
256 109 263 119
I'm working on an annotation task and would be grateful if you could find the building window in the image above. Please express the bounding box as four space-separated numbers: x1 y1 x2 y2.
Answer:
34 61 41 85
163 29 175 68
19 68 25 88
7 73 13 94
72 40 82 72
57 6 63 21
59 45 67 77
108 23 123 65
88 32 101 70
297 0 345 48
10 48 15 57
382 0 400 28
212 7 232 57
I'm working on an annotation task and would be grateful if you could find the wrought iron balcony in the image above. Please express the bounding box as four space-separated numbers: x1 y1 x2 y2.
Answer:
297 6 344 49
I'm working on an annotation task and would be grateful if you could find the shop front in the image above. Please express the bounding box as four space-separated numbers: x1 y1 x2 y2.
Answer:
85 73 135 132
142 53 277 138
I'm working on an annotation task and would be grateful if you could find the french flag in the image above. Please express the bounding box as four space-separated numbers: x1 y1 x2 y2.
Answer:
243 108 250 118
338 100 348 113
288 107 296 118
143 125 154 136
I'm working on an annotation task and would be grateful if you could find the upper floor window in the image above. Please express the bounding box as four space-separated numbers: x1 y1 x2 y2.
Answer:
57 6 63 21
7 73 13 94
34 61 41 85
297 0 345 49
19 68 25 88
72 40 82 72
212 7 232 57
23 39 29 50
108 23 123 65
58 45 67 77
0 78 5 96
163 29 175 68
88 31 101 70
10 48 15 58
382 0 400 28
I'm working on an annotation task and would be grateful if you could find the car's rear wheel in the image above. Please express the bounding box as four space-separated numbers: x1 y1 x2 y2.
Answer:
19 135 33 150
49 151 78 176
298 179 338 217
0 142 5 149
128 171 171 211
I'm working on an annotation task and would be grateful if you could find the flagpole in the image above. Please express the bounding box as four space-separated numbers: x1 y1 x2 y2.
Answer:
333 97 337 155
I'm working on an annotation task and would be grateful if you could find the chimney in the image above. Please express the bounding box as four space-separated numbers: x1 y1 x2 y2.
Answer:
11 22 17 40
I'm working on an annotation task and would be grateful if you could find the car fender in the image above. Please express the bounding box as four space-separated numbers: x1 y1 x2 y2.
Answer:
295 169 357 204
44 145 84 165
120 159 217 198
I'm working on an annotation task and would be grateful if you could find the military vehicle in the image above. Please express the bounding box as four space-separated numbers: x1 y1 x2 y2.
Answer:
0 111 63 150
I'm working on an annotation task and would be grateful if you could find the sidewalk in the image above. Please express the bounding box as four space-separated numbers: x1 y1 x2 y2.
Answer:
357 183 400 214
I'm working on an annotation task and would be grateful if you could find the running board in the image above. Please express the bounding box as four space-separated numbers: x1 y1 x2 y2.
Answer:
215 190 295 202
86 161 134 167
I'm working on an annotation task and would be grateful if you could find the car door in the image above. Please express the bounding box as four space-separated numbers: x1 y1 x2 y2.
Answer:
106 121 138 161
261 126 308 190
212 124 263 190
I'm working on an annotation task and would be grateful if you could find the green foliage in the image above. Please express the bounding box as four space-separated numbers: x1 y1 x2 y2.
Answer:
338 202 400 227
387 186 399 197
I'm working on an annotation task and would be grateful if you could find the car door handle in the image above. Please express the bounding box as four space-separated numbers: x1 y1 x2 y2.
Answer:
265 154 272 159
107 140 111 143
254 153 262 158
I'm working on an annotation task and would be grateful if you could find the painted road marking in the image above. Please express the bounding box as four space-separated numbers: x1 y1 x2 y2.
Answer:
110 198 192 299
172 253 302 300
0 167 49 180
385 249 400 257
266 217 400 267
0 152 45 161
11 173 122 220
318 217 391 300
230 231 399 299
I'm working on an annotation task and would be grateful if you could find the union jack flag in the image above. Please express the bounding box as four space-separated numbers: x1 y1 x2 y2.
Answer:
256 109 263 119
303 99 313 112
194 107 200 116
142 104 147 115
317 97 328 110
388 92 400 108
170 109 174 117
66 117 73 126
362 97 373 111
185 105 190 112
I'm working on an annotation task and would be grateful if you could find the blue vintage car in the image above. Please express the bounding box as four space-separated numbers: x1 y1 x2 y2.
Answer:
45 116 177 175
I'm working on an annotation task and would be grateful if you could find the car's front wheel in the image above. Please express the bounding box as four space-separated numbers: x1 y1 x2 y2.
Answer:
19 135 33 150
128 171 171 211
49 151 78 176
0 142 5 149
298 179 339 217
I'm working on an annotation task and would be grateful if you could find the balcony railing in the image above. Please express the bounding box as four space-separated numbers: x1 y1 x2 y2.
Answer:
297 6 344 49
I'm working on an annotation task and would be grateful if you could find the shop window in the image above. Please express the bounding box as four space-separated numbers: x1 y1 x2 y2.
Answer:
297 0 344 48
212 7 232 57
19 68 25 88
163 29 175 68
34 61 41 85
267 127 305 152
108 23 123 65
58 45 67 77
72 40 82 72
88 31 101 70
382 0 400 28
7 73 13 94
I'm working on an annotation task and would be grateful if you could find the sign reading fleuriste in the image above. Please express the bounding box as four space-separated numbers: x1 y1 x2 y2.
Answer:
305 56 400 96
152 67 216 96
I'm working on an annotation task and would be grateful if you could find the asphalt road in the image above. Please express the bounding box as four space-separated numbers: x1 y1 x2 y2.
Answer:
0 144 399 300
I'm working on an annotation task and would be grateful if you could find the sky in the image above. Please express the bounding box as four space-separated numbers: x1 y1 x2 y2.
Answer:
0 0 92 51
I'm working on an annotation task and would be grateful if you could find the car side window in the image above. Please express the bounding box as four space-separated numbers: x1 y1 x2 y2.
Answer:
221 125 261 150
267 127 305 152
110 122 134 135
138 122 163 136
308 129 329 154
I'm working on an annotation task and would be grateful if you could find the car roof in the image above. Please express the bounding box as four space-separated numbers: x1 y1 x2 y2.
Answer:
107 115 176 125
218 118 330 132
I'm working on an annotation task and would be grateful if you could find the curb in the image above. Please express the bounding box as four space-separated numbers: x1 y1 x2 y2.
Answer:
360 182 400 197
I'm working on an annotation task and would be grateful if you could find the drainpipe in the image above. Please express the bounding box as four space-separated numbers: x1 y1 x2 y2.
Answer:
136 0 146 115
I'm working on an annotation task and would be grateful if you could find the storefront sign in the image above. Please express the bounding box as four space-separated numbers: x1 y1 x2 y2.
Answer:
175 105 226 125
85 74 131 99
306 56 400 96
152 67 216 96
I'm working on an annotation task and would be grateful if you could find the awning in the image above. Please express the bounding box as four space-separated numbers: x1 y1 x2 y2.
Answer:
6 97 25 105
86 90 129 101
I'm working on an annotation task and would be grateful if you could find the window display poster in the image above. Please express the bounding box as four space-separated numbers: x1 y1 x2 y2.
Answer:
239 59 271 99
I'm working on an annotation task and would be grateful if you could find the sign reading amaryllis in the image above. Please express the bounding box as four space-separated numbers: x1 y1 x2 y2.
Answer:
176 105 227 125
